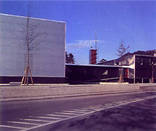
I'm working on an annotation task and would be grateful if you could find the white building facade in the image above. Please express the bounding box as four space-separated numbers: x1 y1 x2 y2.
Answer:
0 13 65 83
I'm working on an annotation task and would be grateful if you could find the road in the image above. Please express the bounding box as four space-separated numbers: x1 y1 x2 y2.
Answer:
48 94 156 131
0 91 156 131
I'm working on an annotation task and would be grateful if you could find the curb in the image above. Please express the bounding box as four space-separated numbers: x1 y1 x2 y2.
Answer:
1 84 156 102
0 90 148 102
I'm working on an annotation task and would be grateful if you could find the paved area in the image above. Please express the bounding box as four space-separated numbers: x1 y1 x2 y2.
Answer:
44 96 156 131
0 91 156 131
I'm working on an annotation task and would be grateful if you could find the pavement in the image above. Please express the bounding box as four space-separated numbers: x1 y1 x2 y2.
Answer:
45 96 156 131
1 91 156 131
0 83 156 102
1 84 156 131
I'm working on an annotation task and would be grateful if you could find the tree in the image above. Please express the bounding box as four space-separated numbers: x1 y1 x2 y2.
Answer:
66 52 75 64
21 16 34 85
117 41 130 83
98 59 107 64
21 4 47 86
117 41 130 57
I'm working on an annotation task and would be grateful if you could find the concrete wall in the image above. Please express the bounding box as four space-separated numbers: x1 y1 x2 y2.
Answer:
0 13 65 78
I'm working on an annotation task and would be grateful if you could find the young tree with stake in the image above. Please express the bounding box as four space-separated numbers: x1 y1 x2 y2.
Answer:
21 4 47 86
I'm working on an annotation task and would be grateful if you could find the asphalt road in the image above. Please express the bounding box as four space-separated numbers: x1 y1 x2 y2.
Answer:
49 96 156 131
0 91 156 131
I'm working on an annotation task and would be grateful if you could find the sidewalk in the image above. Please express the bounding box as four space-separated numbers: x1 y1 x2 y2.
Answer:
0 83 156 102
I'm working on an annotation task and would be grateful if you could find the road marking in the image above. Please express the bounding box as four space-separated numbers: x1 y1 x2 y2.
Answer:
91 105 103 109
103 103 114 106
21 118 51 122
35 116 61 120
58 112 77 115
21 95 156 131
87 105 100 108
61 110 86 115
47 110 89 119
72 109 92 113
82 106 104 112
59 109 91 116
8 121 38 126
0 124 27 130
92 107 104 111
63 110 78 113
47 114 69 118
65 109 90 113
100 96 156 110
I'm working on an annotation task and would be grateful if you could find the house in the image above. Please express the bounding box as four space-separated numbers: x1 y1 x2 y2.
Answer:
99 50 156 83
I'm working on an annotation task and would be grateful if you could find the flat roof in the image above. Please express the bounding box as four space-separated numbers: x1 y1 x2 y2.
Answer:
0 13 66 24
66 64 131 68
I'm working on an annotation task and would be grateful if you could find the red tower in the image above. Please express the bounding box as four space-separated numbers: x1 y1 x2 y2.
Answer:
89 49 97 64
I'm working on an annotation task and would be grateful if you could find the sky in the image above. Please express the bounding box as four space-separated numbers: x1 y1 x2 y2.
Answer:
0 0 156 64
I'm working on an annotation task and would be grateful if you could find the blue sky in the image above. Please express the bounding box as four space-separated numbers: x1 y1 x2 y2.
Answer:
0 0 156 64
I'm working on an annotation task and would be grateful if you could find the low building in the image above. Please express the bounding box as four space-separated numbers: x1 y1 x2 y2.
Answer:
66 64 131 84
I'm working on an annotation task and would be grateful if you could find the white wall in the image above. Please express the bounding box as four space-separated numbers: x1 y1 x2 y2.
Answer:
0 13 65 77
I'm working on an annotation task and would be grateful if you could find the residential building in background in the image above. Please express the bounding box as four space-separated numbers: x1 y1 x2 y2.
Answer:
99 50 156 83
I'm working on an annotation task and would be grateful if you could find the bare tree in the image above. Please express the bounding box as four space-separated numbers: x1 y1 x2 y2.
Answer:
21 4 47 86
117 41 130 57
117 41 130 83
21 16 32 85
66 52 75 64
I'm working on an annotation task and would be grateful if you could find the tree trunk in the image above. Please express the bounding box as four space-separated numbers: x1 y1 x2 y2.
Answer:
21 16 34 86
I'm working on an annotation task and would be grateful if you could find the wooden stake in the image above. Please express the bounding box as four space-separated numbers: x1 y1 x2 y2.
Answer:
21 65 33 86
